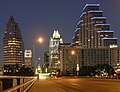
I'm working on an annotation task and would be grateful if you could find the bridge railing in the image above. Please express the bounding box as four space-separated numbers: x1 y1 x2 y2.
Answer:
0 76 37 92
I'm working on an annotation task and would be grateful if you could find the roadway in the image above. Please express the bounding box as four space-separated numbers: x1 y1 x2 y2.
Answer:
29 77 120 92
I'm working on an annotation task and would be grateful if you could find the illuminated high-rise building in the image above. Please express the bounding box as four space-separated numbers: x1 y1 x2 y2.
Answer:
72 4 117 48
59 4 119 75
3 16 24 71
49 30 63 71
24 50 32 68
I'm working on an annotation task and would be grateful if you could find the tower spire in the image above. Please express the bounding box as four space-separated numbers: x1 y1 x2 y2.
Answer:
8 15 16 24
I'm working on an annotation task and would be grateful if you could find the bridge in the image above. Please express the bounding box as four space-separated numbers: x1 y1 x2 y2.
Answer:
0 75 119 92
0 76 37 92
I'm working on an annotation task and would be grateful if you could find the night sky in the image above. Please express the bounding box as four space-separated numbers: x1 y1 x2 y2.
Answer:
0 0 120 66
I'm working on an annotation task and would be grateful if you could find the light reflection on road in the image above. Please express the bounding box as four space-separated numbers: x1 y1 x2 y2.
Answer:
30 77 120 92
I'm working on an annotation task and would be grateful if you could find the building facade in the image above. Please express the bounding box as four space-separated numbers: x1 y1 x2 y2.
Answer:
109 48 120 67
3 16 24 73
24 50 32 68
58 43 71 72
44 51 50 69
59 47 120 74
72 4 117 48
58 4 119 75
49 30 63 71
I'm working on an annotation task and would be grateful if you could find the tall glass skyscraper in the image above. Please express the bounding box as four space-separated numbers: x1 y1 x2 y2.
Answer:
3 16 24 71
49 30 63 71
72 4 117 48
59 4 119 75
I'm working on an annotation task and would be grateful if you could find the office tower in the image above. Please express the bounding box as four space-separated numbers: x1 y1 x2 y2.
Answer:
24 50 32 68
49 30 63 71
59 4 119 75
72 4 117 48
3 16 24 72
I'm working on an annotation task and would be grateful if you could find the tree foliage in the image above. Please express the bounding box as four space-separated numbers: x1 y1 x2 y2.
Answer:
80 64 115 76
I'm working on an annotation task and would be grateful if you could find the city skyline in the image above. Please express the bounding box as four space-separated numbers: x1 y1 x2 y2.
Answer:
0 0 120 66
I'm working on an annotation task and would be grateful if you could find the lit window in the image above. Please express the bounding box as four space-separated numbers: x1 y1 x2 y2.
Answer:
101 35 103 37
105 35 108 37
91 36 94 38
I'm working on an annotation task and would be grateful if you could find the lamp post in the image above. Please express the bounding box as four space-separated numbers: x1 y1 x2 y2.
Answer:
71 50 79 76
35 58 40 75
32 37 43 68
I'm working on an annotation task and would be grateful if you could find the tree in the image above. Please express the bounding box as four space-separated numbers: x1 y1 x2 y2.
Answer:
79 64 115 76
94 64 115 76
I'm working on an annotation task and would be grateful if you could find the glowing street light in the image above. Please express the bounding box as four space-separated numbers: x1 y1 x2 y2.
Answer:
71 50 79 76
38 37 43 43
71 50 75 55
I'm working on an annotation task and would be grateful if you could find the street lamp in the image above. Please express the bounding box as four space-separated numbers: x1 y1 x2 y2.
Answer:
71 50 79 76
35 58 40 75
32 37 44 68
71 50 75 55
38 37 43 43
35 58 40 68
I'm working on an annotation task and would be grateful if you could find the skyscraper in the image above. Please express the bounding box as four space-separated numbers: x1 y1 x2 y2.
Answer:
72 4 117 48
24 50 32 68
59 4 119 75
49 30 63 71
3 16 24 72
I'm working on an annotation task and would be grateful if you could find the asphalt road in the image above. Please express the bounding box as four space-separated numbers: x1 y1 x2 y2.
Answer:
29 77 120 92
